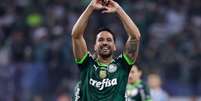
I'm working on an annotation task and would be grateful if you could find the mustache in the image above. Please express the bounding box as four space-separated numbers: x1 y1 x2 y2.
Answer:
100 45 111 49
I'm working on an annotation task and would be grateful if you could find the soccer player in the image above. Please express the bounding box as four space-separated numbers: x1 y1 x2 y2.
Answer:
71 0 141 100
126 65 152 101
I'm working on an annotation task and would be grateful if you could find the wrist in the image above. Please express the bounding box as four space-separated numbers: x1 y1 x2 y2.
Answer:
87 4 95 11
116 5 122 14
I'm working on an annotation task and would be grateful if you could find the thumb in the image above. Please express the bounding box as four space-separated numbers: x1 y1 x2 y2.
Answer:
102 9 111 13
101 6 108 13
103 6 109 10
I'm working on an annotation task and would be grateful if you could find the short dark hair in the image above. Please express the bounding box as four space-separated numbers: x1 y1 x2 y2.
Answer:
133 65 142 72
96 27 116 42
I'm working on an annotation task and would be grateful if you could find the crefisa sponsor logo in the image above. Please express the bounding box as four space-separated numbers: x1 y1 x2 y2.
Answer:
89 78 117 90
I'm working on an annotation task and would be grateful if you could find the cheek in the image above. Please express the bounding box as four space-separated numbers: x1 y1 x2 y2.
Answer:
112 43 116 50
96 43 101 47
129 73 134 78
129 73 132 78
133 73 138 78
109 43 115 49
94 44 98 51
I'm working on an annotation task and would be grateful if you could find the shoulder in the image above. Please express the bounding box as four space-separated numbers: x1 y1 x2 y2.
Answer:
114 54 134 71
75 52 95 65
115 54 135 65
75 52 96 71
139 81 150 90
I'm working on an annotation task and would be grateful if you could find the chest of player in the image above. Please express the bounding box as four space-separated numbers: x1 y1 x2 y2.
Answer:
83 61 128 91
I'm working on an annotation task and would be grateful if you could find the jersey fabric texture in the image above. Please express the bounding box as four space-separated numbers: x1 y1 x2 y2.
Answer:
73 52 134 101
126 80 152 101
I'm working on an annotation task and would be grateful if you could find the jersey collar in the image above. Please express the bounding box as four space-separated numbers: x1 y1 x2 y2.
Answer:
131 80 142 87
95 59 115 67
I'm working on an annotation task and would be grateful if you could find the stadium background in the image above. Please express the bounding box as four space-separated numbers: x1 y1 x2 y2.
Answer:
0 0 200 100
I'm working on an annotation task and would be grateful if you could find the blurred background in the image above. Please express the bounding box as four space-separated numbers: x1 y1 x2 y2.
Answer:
0 0 200 101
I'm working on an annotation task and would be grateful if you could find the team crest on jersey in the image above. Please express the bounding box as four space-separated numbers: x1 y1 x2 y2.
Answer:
107 64 117 73
99 70 107 79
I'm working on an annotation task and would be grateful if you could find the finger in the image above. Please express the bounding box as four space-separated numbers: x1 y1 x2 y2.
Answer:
108 0 115 3
97 0 102 3
97 5 104 9
102 0 109 6
101 10 107 13
98 4 103 7
96 0 102 5
103 6 109 10
108 0 116 5
101 9 111 13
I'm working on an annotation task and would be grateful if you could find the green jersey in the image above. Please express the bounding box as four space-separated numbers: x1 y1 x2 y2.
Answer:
73 52 134 101
126 80 152 101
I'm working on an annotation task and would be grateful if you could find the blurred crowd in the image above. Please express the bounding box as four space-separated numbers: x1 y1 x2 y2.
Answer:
0 0 200 100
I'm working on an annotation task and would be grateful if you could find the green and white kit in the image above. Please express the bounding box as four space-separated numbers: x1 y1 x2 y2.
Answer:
72 52 134 101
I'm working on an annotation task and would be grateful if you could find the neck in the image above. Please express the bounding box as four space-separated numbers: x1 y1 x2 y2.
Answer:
97 55 113 65
129 79 140 84
133 80 141 84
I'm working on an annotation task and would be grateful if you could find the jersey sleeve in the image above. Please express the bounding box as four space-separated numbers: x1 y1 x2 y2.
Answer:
116 53 135 72
123 53 135 66
140 82 152 101
75 52 94 71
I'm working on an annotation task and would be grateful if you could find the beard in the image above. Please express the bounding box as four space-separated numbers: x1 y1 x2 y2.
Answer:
97 45 113 58
99 51 112 58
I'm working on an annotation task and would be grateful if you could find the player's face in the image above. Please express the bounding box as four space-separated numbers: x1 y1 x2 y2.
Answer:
95 31 116 58
128 67 142 84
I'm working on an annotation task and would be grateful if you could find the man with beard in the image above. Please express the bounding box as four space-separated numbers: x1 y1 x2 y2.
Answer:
71 0 141 101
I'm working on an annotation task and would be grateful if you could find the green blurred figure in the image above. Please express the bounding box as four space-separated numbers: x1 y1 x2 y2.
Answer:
126 65 152 101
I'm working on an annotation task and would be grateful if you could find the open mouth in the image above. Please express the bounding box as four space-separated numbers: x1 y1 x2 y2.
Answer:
101 46 110 52
103 47 109 51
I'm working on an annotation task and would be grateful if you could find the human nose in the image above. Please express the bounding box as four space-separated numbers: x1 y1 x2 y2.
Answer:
102 40 108 45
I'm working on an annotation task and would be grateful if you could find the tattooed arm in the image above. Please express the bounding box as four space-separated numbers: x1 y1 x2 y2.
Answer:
102 0 140 63
114 1 140 63
124 37 140 64
118 5 140 63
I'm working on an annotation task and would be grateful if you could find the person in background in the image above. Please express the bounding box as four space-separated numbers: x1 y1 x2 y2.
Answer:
56 94 71 101
126 65 152 101
148 73 169 101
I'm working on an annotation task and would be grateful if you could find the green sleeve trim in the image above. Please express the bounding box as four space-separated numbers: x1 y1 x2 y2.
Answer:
75 52 88 64
145 96 152 101
123 53 135 65
145 99 152 101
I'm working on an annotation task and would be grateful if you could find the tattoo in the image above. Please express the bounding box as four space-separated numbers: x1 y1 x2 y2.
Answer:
127 39 138 53
125 38 139 60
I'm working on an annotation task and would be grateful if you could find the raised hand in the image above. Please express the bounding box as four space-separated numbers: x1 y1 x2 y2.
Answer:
89 0 104 10
102 0 120 13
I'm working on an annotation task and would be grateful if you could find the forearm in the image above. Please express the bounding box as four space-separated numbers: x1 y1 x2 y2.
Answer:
72 5 94 38
116 7 141 40
118 6 140 61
